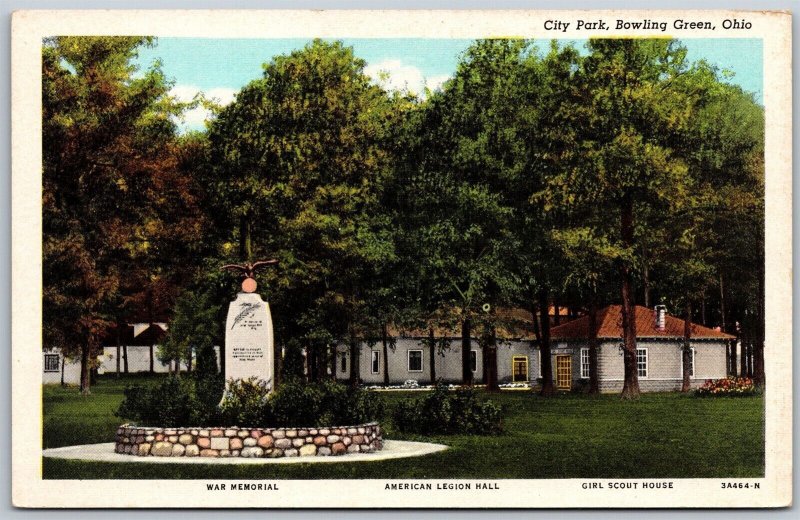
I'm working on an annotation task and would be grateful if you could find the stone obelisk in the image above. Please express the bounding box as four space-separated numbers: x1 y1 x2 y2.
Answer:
221 261 278 395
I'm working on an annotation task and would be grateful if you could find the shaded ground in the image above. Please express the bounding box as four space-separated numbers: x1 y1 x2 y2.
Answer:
42 374 764 479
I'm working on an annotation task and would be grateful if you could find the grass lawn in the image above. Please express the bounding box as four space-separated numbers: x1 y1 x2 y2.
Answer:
42 374 764 479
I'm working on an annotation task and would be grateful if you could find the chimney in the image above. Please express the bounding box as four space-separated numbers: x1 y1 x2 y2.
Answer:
654 305 667 331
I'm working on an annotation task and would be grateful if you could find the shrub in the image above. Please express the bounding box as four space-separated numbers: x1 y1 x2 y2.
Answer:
695 376 757 397
116 376 197 427
117 376 385 428
218 378 271 426
393 384 503 435
266 379 385 427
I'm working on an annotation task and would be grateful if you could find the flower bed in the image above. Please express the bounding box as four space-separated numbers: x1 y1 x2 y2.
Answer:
115 422 382 458
694 377 757 397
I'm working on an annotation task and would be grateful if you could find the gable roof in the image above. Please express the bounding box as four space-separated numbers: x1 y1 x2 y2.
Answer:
549 305 735 341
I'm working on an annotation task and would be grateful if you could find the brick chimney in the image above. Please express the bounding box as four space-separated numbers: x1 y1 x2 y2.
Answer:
654 305 667 331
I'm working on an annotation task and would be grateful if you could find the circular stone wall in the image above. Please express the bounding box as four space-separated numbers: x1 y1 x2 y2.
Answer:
115 422 382 458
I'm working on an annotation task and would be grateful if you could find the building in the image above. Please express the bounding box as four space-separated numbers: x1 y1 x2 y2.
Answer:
42 322 220 385
334 305 733 392
548 305 734 392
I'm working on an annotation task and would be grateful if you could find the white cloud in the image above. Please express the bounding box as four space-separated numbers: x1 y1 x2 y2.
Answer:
169 85 237 132
364 60 450 97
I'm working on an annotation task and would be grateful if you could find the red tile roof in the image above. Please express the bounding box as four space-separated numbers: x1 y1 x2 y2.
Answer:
549 305 735 340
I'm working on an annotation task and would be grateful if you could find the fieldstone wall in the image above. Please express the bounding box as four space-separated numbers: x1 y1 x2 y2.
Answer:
115 422 382 458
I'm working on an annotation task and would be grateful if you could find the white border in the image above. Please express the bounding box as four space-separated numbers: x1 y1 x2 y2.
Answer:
11 9 792 508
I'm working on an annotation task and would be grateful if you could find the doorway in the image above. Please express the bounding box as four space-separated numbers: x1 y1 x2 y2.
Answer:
512 356 528 382
556 355 572 390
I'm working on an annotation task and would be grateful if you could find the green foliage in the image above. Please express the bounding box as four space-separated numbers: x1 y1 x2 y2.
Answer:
116 375 383 428
158 289 222 371
267 379 385 427
218 378 271 426
392 384 502 435
42 36 205 393
116 376 198 427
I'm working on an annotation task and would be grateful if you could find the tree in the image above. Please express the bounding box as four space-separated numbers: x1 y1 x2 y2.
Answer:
159 289 222 376
42 37 190 394
396 40 529 390
541 39 700 399
207 40 402 387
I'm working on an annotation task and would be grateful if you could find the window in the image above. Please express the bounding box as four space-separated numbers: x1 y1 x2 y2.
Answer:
44 354 60 372
580 348 590 379
636 348 648 378
680 347 695 378
340 352 347 373
408 350 423 372
371 351 380 374
470 350 477 372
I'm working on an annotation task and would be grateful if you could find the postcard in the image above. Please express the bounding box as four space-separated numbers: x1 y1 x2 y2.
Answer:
11 9 792 508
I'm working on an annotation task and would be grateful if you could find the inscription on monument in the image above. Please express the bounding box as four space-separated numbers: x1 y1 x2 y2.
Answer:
224 292 274 394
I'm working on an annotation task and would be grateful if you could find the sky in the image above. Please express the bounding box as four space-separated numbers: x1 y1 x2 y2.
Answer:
134 38 763 133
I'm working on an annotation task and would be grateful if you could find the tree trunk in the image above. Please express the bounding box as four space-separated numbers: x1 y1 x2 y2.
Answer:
239 214 252 262
60 355 65 387
753 265 766 387
700 294 707 326
122 343 129 374
642 246 650 308
307 346 316 382
317 343 328 381
538 288 555 397
349 334 360 388
719 274 727 331
681 300 692 393
382 323 390 386
147 289 155 374
461 317 473 386
618 196 640 399
115 323 121 378
727 341 735 377
273 343 282 389
588 298 600 395
79 344 91 395
485 325 499 392
741 340 748 378
428 327 437 384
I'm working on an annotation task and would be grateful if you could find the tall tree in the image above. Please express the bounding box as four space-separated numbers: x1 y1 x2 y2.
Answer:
397 40 527 389
541 39 699 399
42 37 191 394
207 40 402 386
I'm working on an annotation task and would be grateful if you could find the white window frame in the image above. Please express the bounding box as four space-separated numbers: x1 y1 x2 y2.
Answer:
371 350 380 374
407 349 423 372
636 348 648 378
340 352 347 373
44 354 60 372
580 348 590 379
680 347 696 378
470 350 478 372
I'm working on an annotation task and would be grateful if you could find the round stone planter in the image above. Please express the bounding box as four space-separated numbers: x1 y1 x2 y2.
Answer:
114 422 383 458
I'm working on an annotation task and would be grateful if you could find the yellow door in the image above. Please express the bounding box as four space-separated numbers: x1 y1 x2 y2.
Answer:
512 356 528 382
556 355 572 390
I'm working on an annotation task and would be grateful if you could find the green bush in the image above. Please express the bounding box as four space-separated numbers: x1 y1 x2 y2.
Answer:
116 376 199 427
116 376 384 428
266 379 385 427
393 384 503 435
218 378 271 426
